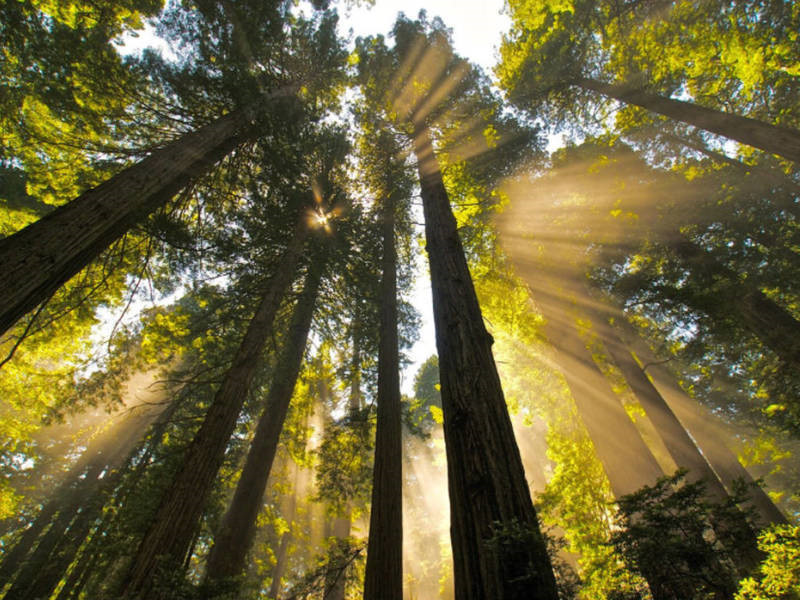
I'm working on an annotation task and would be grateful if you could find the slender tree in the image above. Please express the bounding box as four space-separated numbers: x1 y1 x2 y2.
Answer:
120 211 310 598
203 252 327 588
527 278 665 498
615 320 788 527
363 184 403 600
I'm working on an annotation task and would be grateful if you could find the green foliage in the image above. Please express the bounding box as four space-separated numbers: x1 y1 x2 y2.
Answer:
736 525 800 600
612 470 762 600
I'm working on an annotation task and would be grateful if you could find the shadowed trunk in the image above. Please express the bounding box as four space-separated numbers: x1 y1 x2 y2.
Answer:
667 239 800 370
412 123 558 600
576 77 800 164
0 383 170 596
204 256 325 585
120 216 308 599
585 302 729 501
363 193 403 600
0 109 253 337
614 321 788 526
535 296 665 498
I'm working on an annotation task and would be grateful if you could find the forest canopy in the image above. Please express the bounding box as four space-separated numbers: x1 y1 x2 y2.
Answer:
0 0 798 599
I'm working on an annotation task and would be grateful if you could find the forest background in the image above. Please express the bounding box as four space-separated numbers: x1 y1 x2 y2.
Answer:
0 0 799 599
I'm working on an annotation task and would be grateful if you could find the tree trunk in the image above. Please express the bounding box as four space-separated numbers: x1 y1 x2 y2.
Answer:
267 531 292 600
363 194 403 600
585 303 730 502
614 321 788 526
0 109 254 337
412 123 558 600
0 392 165 594
576 77 800 164
535 297 665 498
204 256 325 585
120 217 308 599
736 289 800 369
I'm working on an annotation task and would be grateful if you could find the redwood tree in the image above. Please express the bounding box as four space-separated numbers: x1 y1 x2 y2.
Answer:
203 252 327 588
120 211 310 598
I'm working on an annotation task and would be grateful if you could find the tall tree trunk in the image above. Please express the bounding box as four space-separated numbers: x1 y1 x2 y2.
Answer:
576 77 800 164
0 455 97 588
584 300 766 575
584 302 730 501
203 255 325 586
534 295 665 498
120 217 308 599
614 321 788 526
53 391 185 600
412 124 558 600
0 109 255 337
0 387 167 593
363 194 403 600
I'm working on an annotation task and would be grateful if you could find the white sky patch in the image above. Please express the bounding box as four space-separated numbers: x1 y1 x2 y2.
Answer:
116 22 177 61
338 0 510 75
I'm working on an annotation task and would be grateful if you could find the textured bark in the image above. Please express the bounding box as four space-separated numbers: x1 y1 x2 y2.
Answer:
616 322 788 526
204 257 324 583
413 124 558 600
363 195 403 600
0 110 253 336
577 77 800 164
120 218 308 599
586 304 729 502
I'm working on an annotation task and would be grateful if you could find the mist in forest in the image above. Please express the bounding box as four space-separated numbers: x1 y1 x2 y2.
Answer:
3 0 800 598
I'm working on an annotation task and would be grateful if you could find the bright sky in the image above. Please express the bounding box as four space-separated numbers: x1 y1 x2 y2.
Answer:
338 0 510 73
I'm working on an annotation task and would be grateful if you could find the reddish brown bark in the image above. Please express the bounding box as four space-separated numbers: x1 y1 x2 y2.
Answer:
413 124 558 600
120 217 308 599
577 77 800 164
0 109 255 337
363 194 403 600
204 257 325 583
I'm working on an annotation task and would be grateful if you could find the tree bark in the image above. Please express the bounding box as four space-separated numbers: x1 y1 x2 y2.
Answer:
0 109 258 337
203 255 325 584
576 77 800 164
585 303 730 502
614 320 788 526
535 297 665 498
120 217 308 599
412 124 558 600
363 194 403 600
